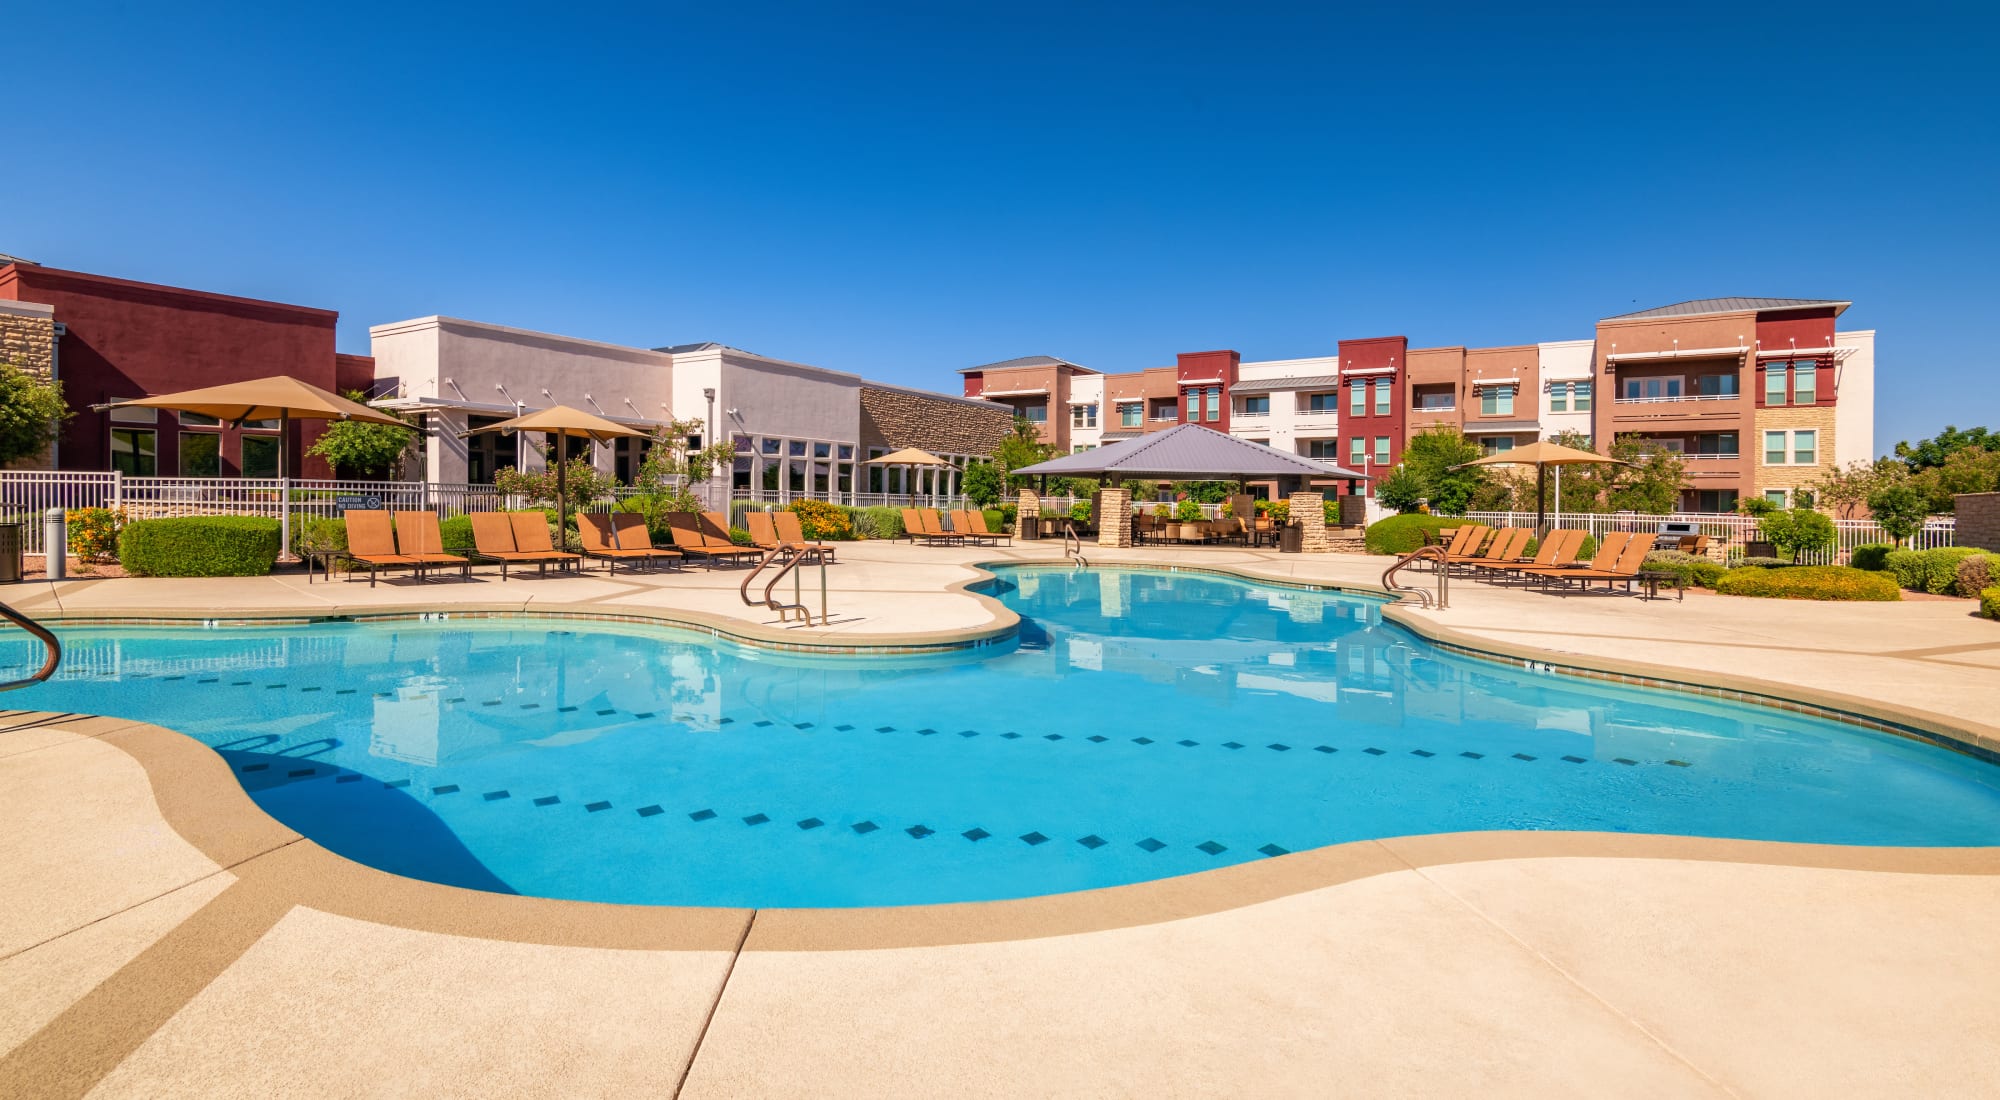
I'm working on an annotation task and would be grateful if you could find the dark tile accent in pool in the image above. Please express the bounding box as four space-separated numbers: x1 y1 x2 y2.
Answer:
1258 843 1289 857
1513 753 1537 761
231 681 250 686
689 809 717 821
446 697 464 704
520 703 541 710
918 728 939 736
240 763 268 773
1613 757 1639 766
1314 745 1337 754
1087 735 1107 743
963 827 990 841
1461 751 1484 759
481 700 502 707
384 779 410 789
875 726 895 733
743 813 771 826
300 686 321 693
798 817 824 830
638 805 665 818
335 689 355 695
1668 759 1693 767
1363 748 1386 756
199 678 218 684
534 796 560 807
433 784 460 795
557 706 578 713
1001 732 1021 739
835 725 855 731
634 711 656 719
1020 831 1050 846
335 774 362 784
1197 840 1227 855
906 824 935 839
1562 755 1588 764
1077 835 1107 849
852 820 880 834
285 767 315 778
1178 739 1199 747
1268 743 1290 752
1223 741 1244 750
1133 737 1154 745
718 717 735 725
1411 750 1435 758
1044 734 1064 741
265 684 287 690
958 730 979 738
585 801 613 813
1136 838 1167 853
753 720 773 728
795 722 813 729
483 790 510 801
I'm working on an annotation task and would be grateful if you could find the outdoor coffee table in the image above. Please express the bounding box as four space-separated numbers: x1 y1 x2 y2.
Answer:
1636 568 1685 602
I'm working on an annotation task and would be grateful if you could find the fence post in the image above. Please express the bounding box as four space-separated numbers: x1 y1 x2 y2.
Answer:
44 508 66 581
111 470 123 512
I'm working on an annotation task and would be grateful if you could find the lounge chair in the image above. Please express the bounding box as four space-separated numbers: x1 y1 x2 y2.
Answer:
341 510 422 587
392 510 470 582
1438 524 1491 561
1534 534 1657 595
577 513 667 573
1448 527 1523 570
948 510 1000 548
1471 529 1582 581
772 511 837 562
1521 531 1634 590
469 513 555 580
667 512 762 567
1677 533 1712 556
507 512 583 575
743 511 783 551
963 509 1011 546
918 509 968 545
608 512 683 570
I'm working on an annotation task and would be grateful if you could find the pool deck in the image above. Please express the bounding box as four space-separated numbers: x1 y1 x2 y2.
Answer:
4 540 1999 1097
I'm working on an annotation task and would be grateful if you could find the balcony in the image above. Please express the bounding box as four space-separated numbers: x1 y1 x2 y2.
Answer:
1613 393 1740 406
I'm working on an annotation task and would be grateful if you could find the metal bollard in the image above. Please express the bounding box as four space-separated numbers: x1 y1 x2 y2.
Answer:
44 509 66 581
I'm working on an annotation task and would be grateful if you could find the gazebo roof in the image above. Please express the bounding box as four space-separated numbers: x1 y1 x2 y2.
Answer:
1012 424 1370 480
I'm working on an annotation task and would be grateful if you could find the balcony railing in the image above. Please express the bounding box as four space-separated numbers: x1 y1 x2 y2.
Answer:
1614 393 1740 405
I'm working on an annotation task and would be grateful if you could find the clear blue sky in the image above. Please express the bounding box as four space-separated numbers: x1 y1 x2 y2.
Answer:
4 2 1994 450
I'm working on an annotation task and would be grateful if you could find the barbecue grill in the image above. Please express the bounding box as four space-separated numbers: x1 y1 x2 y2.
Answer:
1654 520 1702 550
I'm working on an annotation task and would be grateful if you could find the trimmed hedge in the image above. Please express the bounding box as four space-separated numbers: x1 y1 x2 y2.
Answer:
1713 565 1901 602
1642 550 1726 588
120 516 281 577
1365 514 1480 555
853 506 904 540
1885 546 1986 594
1848 543 1894 571
1983 586 2000 621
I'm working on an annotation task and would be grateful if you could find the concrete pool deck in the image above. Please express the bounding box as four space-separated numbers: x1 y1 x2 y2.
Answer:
3 540 1999 1096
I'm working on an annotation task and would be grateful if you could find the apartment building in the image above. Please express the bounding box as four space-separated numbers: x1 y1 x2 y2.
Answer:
957 296 1876 512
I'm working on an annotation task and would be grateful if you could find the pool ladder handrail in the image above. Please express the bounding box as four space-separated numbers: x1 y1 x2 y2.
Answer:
1381 545 1449 610
738 543 827 627
1062 521 1086 571
0 599 61 693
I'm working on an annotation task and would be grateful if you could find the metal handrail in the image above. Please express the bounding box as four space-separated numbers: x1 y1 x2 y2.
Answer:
738 543 824 626
1062 521 1086 570
1381 545 1449 610
0 600 61 692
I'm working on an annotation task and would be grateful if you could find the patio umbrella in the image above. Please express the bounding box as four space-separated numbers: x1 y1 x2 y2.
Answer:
459 405 650 538
867 446 951 503
96 376 411 552
1452 440 1632 534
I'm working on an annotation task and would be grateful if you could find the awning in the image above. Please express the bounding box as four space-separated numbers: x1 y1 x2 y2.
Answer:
1340 366 1397 377
980 387 1049 398
1467 377 1522 390
1605 346 1749 363
1755 346 1858 361
1461 421 1542 434
1229 374 1342 395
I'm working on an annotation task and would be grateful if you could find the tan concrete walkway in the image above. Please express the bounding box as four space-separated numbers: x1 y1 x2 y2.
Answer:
2 539 1998 1096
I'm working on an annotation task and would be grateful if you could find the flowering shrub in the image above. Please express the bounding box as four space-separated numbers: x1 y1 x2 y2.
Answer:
1713 565 1900 602
788 499 854 540
66 507 125 562
1174 499 1203 523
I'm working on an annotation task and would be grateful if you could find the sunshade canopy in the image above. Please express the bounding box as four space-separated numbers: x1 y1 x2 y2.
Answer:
868 447 951 466
456 404 651 443
1453 440 1631 469
1012 424 1370 481
95 375 407 426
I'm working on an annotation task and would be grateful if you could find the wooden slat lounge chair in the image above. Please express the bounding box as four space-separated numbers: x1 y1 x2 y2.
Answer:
667 512 761 567
948 510 999 548
607 512 683 571
1677 533 1712 556
900 508 960 546
508 512 582 574
743 511 783 551
341 510 422 587
964 509 1011 546
1439 524 1490 560
392 510 470 582
1471 529 1582 580
918 509 967 545
1448 527 1523 569
1522 530 1633 590
702 512 770 564
772 511 837 562
470 512 555 580
577 513 662 574
1537 534 1657 595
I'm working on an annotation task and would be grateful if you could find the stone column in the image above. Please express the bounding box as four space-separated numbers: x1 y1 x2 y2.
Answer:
1290 491 1329 553
1097 488 1132 548
1017 489 1041 538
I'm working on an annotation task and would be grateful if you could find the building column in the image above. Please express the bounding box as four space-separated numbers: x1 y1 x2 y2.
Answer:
1290 491 1329 553
1097 488 1132 548
428 408 470 483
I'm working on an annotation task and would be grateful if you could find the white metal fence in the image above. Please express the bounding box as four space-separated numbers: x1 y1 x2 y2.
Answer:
1460 509 1955 564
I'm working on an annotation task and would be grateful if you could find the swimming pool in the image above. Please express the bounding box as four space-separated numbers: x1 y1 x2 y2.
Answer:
6 565 1999 907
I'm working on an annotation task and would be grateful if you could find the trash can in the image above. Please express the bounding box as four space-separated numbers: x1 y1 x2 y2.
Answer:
1020 515 1041 540
0 522 22 583
1278 522 1303 554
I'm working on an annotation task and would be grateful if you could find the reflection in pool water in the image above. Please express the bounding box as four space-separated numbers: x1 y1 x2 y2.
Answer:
5 565 1998 907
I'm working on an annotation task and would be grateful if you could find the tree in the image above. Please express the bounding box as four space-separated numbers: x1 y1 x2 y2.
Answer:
624 416 736 522
1807 458 1902 520
961 460 1003 508
0 360 71 467
1171 480 1237 504
303 390 415 477
1400 426 1485 515
1374 465 1426 513
1546 429 1610 513
993 414 1055 491
1737 496 1777 518
1866 483 1929 546
1906 447 2000 513
1893 425 1999 472
494 454 612 515
1603 435 1686 514
1757 508 1836 561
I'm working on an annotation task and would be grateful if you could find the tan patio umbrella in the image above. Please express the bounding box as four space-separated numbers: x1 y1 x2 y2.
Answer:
867 446 951 503
458 405 650 536
96 376 412 552
1453 439 1632 533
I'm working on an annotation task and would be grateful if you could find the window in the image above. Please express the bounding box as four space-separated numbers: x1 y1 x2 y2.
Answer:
1304 440 1340 459
1764 489 1790 509
110 429 156 476
838 444 854 460
1205 387 1220 422
1021 404 1047 423
1548 383 1567 413
1184 390 1199 422
1349 437 1366 465
241 435 280 478
1692 432 1739 456
1480 385 1516 417
1765 366 1788 406
180 412 220 428
179 432 220 477
1241 395 1270 416
1689 489 1739 513
1793 429 1816 465
1622 377 1683 401
1374 436 1392 466
1119 402 1142 428
108 403 157 425
1373 379 1391 416
1480 436 1516 456
1573 380 1592 412
1696 373 1739 397
1309 392 1340 415
465 414 519 484
1416 389 1455 410
1349 383 1366 417
813 441 831 458
1071 403 1097 429
1150 400 1177 421
866 448 885 493
1793 361 1817 404
1764 430 1788 465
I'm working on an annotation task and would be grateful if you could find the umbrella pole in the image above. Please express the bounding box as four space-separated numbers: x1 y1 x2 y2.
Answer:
555 432 567 548
1553 464 1562 532
279 410 291 559
1535 463 1547 536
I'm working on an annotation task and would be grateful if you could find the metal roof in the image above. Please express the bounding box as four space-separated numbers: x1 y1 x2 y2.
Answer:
958 354 1095 375
1229 374 1344 395
1605 297 1851 321
1012 423 1370 480
651 341 762 356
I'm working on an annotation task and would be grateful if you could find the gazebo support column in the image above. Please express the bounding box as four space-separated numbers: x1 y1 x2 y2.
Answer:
1096 488 1132 548
1290 491 1329 553
1017 488 1041 540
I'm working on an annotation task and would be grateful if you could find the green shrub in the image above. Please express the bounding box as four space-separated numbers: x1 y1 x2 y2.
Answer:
1757 507 1837 559
1069 500 1092 524
728 525 754 546
1643 550 1727 588
1736 556 1794 569
853 505 905 540
1174 499 1203 523
1364 514 1477 555
1712 565 1901 602
1886 546 1984 593
997 502 1017 527
301 517 348 554
439 514 474 551
1953 552 2000 599
1849 543 1894 571
788 499 855 540
983 508 1006 534
1982 586 2000 621
120 516 281 577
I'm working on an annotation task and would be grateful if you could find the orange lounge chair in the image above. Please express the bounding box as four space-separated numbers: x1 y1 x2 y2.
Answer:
392 510 470 582
507 512 582 574
1472 529 1583 581
902 508 962 546
667 512 761 567
1438 524 1491 561
341 510 421 586
918 509 967 545
470 512 554 580
743 511 783 551
608 512 684 570
772 511 837 562
1535 534 1657 595
1449 527 1526 570
1522 530 1634 589
965 509 1011 546
577 513 664 573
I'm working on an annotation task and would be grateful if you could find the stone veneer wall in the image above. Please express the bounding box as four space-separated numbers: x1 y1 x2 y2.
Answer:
859 385 1013 457
1016 489 1040 538
0 301 59 470
1958 493 2000 552
1290 491 1328 553
1096 488 1132 548
1752 405 1837 503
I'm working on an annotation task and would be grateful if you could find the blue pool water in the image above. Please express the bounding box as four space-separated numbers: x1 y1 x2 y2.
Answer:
5 565 1999 907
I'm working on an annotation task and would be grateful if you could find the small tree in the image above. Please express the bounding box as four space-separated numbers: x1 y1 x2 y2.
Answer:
1866 483 1929 546
1374 465 1426 513
624 417 736 528
1604 435 1686 514
494 454 612 515
994 415 1055 491
961 460 1003 508
1758 507 1836 561
1401 426 1485 515
1737 496 1777 518
0 360 71 467
304 391 415 478
1806 459 1899 520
